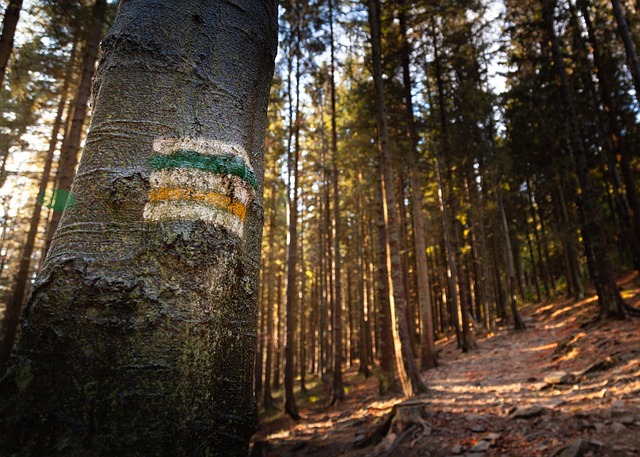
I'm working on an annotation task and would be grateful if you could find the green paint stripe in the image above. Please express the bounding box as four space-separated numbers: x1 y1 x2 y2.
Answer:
151 149 257 190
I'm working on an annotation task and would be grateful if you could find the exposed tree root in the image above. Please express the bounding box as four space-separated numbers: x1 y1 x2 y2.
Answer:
354 400 432 456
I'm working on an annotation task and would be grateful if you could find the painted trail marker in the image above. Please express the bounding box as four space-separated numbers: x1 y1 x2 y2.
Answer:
144 137 256 237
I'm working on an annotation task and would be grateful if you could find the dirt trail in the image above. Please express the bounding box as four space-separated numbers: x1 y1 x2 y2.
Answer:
254 283 640 457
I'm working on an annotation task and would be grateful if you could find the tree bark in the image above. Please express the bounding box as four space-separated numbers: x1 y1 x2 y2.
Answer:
367 0 427 398
0 0 23 89
0 1 277 455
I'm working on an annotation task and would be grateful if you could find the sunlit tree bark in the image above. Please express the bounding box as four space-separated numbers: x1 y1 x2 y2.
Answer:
0 1 277 455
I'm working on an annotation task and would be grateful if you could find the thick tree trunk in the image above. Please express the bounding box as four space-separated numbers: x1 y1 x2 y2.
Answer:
367 0 427 398
0 0 23 89
543 0 628 318
0 39 78 376
42 0 107 258
0 2 277 456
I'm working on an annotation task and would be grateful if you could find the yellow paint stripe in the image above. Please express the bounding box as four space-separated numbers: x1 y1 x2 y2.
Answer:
148 187 247 221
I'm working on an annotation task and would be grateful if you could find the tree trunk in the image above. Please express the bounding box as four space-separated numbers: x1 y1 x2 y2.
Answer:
358 193 371 377
374 163 397 394
0 38 78 376
284 41 300 420
42 0 107 258
497 188 527 330
367 0 427 398
329 0 345 404
578 0 640 269
0 2 277 455
543 0 628 318
263 178 277 412
0 0 23 89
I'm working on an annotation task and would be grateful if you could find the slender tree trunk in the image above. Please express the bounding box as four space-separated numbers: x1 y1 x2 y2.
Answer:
0 2 278 455
358 192 371 377
263 182 277 412
543 0 629 318
367 0 427 398
299 222 307 394
284 41 301 420
497 188 527 330
0 39 78 376
0 0 23 89
274 273 282 391
43 0 108 258
328 0 345 404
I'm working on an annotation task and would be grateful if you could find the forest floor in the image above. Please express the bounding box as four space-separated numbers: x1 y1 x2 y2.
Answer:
252 272 640 457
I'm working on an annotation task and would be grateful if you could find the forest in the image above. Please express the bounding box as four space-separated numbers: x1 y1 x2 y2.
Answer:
0 0 639 456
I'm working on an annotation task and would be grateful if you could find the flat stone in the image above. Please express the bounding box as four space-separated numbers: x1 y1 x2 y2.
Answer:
553 438 590 457
531 382 549 391
451 444 465 455
594 422 605 433
611 399 626 410
509 405 548 420
470 424 487 433
612 422 626 433
620 416 635 425
480 433 501 444
470 440 491 452
544 371 574 385
544 398 566 408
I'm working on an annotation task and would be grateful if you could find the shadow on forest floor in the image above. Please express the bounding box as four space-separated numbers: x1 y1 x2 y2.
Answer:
252 272 640 457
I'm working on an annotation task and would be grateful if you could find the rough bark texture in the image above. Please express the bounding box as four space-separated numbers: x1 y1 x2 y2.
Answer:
368 0 427 398
0 0 23 89
0 1 278 456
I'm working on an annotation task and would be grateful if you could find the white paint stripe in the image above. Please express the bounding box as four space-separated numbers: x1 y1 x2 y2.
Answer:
143 200 244 237
148 168 255 206
153 137 252 169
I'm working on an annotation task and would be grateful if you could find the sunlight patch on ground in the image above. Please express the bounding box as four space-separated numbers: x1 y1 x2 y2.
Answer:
519 343 557 353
